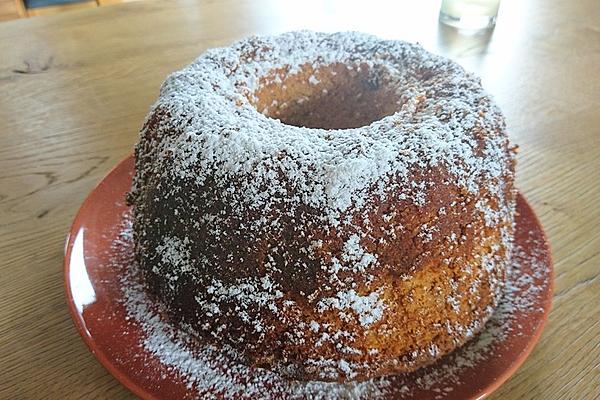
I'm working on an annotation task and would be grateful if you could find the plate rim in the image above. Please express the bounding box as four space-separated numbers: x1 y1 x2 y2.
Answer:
64 156 162 400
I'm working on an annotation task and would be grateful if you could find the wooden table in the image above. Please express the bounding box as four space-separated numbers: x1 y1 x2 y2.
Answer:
1 0 598 398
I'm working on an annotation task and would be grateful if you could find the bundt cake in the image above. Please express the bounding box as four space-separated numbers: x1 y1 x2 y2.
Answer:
127 31 517 381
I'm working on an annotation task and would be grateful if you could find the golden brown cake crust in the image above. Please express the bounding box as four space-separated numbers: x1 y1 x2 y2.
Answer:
127 31 516 381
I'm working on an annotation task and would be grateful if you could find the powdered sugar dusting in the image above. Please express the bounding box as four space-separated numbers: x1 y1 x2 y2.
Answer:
317 289 385 327
133 31 509 219
128 31 518 381
130 30 513 232
110 210 550 399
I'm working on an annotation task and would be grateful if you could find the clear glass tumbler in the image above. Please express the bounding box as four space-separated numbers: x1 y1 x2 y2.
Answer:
439 0 501 30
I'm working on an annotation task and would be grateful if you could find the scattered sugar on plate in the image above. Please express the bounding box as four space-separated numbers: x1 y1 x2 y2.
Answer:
108 213 550 399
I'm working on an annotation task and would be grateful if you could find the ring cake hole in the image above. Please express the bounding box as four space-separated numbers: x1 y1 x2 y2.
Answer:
252 63 403 130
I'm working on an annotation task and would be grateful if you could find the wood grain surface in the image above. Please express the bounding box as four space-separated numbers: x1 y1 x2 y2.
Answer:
0 0 599 398
0 0 24 21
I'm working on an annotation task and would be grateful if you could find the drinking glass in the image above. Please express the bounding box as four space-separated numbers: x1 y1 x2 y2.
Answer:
439 0 501 30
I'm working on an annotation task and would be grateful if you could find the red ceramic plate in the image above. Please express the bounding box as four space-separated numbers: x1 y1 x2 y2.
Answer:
65 155 553 400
